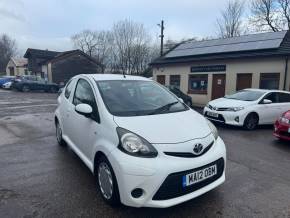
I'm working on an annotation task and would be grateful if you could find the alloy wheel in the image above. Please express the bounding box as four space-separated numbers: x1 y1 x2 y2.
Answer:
245 114 258 130
98 162 113 200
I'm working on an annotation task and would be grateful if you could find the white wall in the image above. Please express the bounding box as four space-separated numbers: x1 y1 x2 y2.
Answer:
153 57 290 106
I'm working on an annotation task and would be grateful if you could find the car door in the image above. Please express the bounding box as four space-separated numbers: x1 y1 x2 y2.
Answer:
65 78 101 161
61 79 76 137
27 77 37 90
258 92 280 124
277 92 290 117
35 80 45 91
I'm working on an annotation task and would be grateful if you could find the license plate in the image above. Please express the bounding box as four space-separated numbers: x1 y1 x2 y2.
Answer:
182 165 217 187
207 111 219 118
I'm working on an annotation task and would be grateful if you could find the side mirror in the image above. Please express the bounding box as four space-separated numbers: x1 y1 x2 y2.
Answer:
262 99 272 104
75 104 92 117
178 98 184 103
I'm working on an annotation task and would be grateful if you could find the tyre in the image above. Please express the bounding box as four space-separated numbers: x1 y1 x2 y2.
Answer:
22 85 30 92
96 156 120 206
243 113 259 130
55 121 66 146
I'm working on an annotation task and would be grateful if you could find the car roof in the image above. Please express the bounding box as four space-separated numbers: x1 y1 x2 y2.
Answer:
80 74 151 82
243 88 290 94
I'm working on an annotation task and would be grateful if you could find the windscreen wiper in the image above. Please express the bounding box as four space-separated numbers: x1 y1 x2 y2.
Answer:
148 101 179 115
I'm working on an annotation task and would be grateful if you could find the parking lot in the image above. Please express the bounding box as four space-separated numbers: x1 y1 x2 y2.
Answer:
0 89 290 218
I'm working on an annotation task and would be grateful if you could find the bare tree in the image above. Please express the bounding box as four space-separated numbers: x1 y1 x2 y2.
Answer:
250 0 290 31
278 0 290 29
71 30 113 72
71 20 158 75
92 31 114 73
0 34 17 72
217 0 245 38
71 30 98 57
111 19 152 75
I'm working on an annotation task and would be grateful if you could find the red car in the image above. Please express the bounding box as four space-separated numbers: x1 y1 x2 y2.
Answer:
273 110 290 141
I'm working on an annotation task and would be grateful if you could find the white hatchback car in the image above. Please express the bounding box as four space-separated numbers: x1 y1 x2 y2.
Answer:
204 89 290 130
55 74 226 208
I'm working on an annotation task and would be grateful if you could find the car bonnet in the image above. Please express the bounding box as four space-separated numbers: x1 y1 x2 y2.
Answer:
113 109 212 144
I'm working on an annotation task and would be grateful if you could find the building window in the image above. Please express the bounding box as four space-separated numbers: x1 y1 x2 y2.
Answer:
278 92 290 102
157 75 165 85
188 74 208 94
260 73 280 89
170 75 180 88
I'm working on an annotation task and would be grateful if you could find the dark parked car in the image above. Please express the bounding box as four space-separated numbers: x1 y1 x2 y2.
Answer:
166 85 193 107
12 76 59 93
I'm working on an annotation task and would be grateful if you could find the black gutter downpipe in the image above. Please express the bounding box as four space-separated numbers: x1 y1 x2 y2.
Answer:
284 56 288 91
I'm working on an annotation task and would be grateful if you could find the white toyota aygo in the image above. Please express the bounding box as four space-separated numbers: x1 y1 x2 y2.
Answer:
54 74 226 208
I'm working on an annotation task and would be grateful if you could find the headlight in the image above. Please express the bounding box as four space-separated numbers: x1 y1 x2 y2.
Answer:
116 127 158 158
230 107 244 112
207 120 218 140
280 116 290 124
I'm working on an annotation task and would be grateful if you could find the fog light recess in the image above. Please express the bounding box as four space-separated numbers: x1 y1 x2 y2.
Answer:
131 188 143 198
234 116 239 122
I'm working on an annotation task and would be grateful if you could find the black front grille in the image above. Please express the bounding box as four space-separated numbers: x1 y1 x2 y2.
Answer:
208 105 229 111
279 131 290 137
205 112 225 122
164 141 214 158
152 158 224 200
216 108 230 111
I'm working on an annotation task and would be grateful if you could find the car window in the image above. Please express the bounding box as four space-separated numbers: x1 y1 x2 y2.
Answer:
264 92 279 103
278 93 290 103
96 80 187 116
73 79 100 122
64 79 74 99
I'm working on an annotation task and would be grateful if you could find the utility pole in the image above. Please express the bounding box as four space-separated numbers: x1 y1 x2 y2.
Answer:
158 20 164 56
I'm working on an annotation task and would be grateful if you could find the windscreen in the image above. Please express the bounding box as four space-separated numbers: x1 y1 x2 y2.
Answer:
224 90 266 101
96 80 188 116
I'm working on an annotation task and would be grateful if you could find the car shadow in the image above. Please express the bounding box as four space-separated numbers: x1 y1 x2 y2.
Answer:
271 138 290 151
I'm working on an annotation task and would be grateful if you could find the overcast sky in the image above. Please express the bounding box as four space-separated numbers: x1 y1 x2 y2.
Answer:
0 0 233 55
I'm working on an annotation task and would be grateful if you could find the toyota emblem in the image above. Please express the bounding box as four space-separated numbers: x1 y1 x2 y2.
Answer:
193 143 203 155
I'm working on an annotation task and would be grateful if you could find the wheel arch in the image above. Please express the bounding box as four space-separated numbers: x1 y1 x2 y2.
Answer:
54 114 63 129
93 151 107 175
244 111 260 124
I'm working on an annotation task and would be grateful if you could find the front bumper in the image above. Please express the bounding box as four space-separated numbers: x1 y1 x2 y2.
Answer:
2 84 11 89
273 121 290 141
203 107 246 126
108 137 226 208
